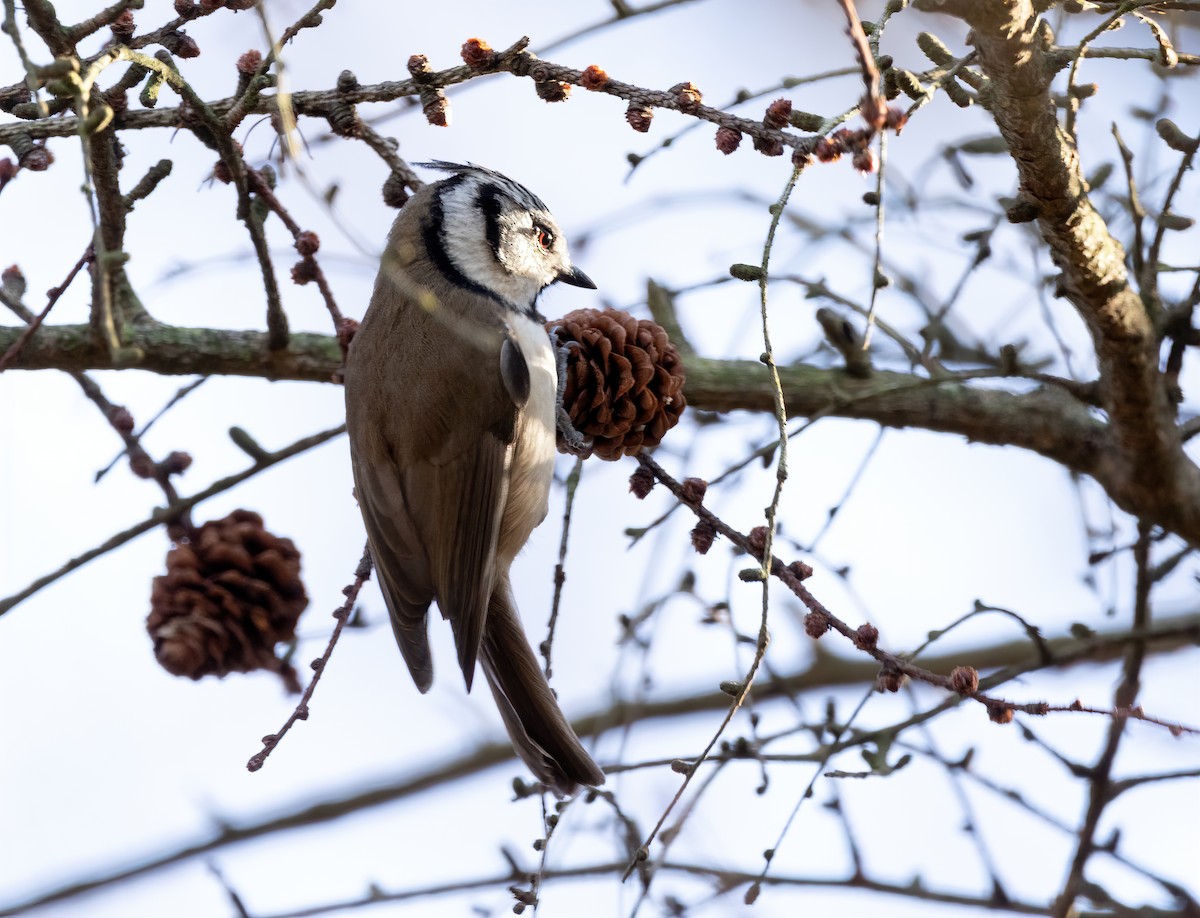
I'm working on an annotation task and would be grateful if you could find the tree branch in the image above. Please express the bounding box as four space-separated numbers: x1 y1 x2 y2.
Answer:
919 0 1200 540
0 320 1108 475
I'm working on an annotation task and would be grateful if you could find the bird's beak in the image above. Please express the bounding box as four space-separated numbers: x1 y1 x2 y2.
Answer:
557 264 597 289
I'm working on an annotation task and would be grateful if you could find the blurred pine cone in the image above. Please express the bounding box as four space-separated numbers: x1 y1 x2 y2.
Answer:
147 509 308 692
548 308 686 460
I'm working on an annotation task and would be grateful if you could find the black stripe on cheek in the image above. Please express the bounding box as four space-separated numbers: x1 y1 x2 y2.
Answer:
477 183 505 262
421 178 503 306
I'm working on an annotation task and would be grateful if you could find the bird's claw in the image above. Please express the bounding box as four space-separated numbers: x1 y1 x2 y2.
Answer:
550 329 591 456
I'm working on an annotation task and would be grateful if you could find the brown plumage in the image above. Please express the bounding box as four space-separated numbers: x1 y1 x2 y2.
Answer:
344 166 604 793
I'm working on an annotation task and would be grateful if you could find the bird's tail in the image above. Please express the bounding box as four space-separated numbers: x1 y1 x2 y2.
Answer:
479 578 606 794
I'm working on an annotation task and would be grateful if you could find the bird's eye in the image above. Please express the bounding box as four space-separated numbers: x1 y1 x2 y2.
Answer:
535 226 555 251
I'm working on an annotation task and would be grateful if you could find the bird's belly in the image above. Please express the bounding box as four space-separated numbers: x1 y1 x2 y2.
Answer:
499 316 557 561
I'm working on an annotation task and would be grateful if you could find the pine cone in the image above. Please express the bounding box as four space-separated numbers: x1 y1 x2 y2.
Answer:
548 308 686 460
146 510 309 691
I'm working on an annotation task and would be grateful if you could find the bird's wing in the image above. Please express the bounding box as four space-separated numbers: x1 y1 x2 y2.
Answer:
397 429 511 691
346 259 525 692
352 451 437 691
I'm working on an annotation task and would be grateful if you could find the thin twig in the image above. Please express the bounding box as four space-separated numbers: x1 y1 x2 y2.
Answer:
861 132 887 349
247 545 372 771
633 451 1198 735
543 457 583 679
1053 523 1155 916
0 245 92 372
95 378 207 483
622 163 803 884
748 687 875 904
0 423 347 617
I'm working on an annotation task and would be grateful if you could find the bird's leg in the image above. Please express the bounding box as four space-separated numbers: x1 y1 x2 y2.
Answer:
549 329 591 456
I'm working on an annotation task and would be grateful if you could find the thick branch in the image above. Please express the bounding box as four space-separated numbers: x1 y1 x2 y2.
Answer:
0 321 1107 473
0 321 340 380
924 0 1200 539
685 355 1104 474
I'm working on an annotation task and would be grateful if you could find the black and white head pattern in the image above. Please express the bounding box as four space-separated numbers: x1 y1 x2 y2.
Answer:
418 161 595 316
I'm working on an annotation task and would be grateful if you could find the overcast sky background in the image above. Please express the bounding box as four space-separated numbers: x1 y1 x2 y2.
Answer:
1 2 1197 916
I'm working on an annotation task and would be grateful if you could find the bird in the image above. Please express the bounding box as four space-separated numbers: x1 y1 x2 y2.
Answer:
343 162 606 794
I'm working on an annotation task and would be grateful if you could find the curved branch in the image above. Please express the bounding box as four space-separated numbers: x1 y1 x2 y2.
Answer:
915 0 1200 540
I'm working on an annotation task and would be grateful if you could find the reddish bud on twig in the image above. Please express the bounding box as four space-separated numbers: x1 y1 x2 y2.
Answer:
164 30 200 58
535 80 571 103
199 0 222 11
291 260 317 285
715 127 742 154
747 525 769 558
787 559 814 581
885 106 908 134
833 127 866 152
680 477 707 505
764 98 792 129
210 138 242 183
237 50 262 75
0 158 15 185
878 667 905 693
110 10 135 41
814 137 840 163
753 136 784 157
160 451 193 475
853 623 879 650
1 264 24 289
295 231 319 257
336 317 359 350
950 665 979 695
130 454 156 479
407 54 432 78
626 104 653 133
19 145 54 171
460 38 497 70
422 92 450 127
987 703 1014 725
174 0 197 16
860 94 887 132
804 610 830 639
671 81 702 112
629 466 655 499
581 65 608 91
691 520 716 555
111 407 135 434
852 148 877 174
